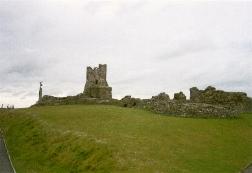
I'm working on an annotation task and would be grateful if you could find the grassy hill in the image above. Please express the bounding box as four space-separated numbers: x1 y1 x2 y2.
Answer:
0 105 252 173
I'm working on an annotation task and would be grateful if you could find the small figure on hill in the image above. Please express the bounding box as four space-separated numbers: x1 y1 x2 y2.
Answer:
39 81 43 101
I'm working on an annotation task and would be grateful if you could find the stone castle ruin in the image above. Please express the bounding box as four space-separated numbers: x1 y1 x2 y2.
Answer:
36 64 113 106
83 64 112 99
35 64 252 118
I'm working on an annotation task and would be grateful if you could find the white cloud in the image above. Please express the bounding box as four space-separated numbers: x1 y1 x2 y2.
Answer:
0 0 252 107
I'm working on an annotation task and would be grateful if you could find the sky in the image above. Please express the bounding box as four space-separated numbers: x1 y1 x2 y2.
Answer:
0 0 252 108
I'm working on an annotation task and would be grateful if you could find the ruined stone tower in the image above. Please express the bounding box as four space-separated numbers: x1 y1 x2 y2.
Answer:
83 64 112 99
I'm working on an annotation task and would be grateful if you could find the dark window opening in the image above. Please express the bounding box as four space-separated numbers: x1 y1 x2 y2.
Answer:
95 80 98 84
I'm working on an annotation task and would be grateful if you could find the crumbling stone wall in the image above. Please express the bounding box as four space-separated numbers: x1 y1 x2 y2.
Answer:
35 94 120 106
145 92 239 118
245 97 252 112
173 92 186 102
120 95 142 108
190 86 249 110
152 92 170 102
119 92 237 118
84 64 112 99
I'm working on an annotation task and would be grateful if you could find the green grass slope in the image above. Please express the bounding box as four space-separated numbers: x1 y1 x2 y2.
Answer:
0 105 252 173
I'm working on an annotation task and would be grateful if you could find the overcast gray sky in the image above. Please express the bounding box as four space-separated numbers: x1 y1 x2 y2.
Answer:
0 0 252 108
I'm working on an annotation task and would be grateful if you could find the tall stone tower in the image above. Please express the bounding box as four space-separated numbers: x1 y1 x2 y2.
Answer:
83 64 112 99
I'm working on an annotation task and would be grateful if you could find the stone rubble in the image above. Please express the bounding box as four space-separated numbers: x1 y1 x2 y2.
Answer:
121 87 252 118
173 92 186 102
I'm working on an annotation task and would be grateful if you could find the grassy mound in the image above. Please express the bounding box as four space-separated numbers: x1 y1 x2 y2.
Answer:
0 109 115 173
0 105 252 173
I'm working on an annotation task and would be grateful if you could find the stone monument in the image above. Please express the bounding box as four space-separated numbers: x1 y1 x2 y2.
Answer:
83 64 112 99
39 81 43 101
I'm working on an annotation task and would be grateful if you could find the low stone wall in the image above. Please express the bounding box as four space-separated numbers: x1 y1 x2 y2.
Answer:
244 97 252 112
120 93 239 118
34 94 120 107
146 100 239 118
190 86 250 110
144 92 239 118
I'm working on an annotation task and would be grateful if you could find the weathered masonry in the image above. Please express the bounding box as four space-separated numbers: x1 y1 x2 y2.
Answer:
121 86 252 118
84 64 112 99
190 86 250 110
